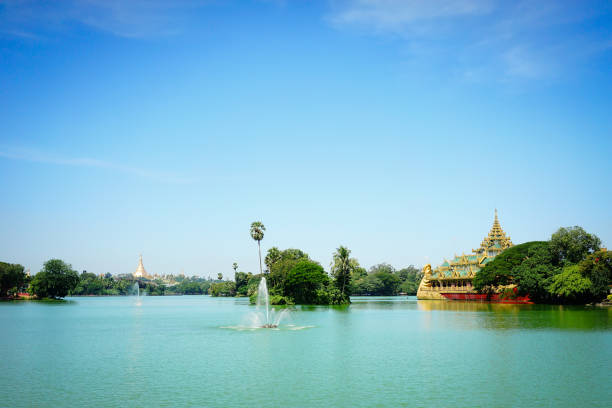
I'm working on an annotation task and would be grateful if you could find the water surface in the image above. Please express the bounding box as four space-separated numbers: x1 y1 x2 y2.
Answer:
1 296 610 407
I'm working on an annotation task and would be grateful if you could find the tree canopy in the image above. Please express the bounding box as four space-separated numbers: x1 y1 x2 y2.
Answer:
473 241 549 294
0 262 27 298
284 259 329 304
549 226 601 265
29 259 79 299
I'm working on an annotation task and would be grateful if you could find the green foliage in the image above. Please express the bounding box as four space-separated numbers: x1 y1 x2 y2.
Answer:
249 221 265 242
72 272 144 296
234 271 250 296
578 250 612 302
250 221 266 275
330 246 356 298
30 259 79 299
143 281 166 296
209 281 236 297
269 294 294 305
473 241 548 293
397 266 423 295
246 274 263 298
264 247 281 273
0 262 26 298
167 279 210 295
547 265 592 303
549 226 601 265
512 243 559 303
284 259 329 304
268 248 310 293
315 284 348 305
351 263 401 296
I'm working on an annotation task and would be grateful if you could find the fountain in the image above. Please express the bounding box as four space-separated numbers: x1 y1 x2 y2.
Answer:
133 282 142 306
250 277 288 328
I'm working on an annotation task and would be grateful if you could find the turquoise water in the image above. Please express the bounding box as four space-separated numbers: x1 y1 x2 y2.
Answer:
1 296 611 407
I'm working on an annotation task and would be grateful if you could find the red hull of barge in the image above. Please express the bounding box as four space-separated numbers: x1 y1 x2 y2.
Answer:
441 293 533 304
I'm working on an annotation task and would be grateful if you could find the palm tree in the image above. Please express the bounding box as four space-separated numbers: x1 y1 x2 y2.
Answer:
264 247 281 275
232 262 238 275
331 246 355 297
250 221 266 275
217 273 223 281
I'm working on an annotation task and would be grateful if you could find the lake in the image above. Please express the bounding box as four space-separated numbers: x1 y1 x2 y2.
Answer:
1 296 611 407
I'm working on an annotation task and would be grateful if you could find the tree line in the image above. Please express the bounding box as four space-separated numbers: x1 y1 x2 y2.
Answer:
0 260 221 299
205 221 424 305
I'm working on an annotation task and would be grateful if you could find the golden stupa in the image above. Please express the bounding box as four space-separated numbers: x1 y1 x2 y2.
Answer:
133 254 149 279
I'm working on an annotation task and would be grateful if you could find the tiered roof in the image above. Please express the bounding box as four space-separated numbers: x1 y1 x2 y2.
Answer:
431 210 513 280
476 209 513 252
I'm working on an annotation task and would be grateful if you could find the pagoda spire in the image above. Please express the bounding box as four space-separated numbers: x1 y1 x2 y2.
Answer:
133 254 148 278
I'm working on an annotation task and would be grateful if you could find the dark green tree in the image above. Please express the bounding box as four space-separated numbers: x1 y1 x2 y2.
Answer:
235 271 249 296
209 281 236 297
264 247 281 275
284 259 328 304
268 248 309 292
29 259 79 299
578 250 612 302
396 265 422 295
330 246 356 299
0 262 26 298
549 226 601 265
547 265 592 303
473 241 548 294
512 243 559 302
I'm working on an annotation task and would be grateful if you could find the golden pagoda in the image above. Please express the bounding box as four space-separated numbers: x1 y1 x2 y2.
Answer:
417 210 513 300
133 254 149 279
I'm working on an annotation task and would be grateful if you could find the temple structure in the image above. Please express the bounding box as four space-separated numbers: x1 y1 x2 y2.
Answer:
133 254 149 279
417 210 513 300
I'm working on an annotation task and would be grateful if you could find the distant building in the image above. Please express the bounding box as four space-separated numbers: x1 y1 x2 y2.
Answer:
417 210 513 300
133 254 149 279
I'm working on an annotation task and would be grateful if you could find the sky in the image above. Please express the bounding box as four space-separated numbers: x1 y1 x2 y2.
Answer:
1 0 611 278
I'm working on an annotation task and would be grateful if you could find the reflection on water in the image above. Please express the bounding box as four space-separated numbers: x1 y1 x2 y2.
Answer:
415 298 610 331
221 324 315 331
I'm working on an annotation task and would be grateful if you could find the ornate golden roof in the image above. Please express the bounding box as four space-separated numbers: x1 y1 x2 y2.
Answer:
477 209 513 252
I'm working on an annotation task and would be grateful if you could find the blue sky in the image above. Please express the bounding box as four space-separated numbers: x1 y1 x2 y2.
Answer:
1 0 611 278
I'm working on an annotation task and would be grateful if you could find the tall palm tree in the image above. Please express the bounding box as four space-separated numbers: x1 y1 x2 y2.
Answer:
250 221 266 275
331 246 354 297
232 262 238 275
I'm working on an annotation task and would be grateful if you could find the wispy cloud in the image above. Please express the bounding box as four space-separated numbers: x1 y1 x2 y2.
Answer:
328 0 612 82
0 147 195 184
330 0 492 33
0 0 210 39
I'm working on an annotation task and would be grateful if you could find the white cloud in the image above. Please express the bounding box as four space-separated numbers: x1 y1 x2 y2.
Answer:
502 46 541 79
0 0 210 38
328 0 612 81
329 0 493 33
0 146 195 184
